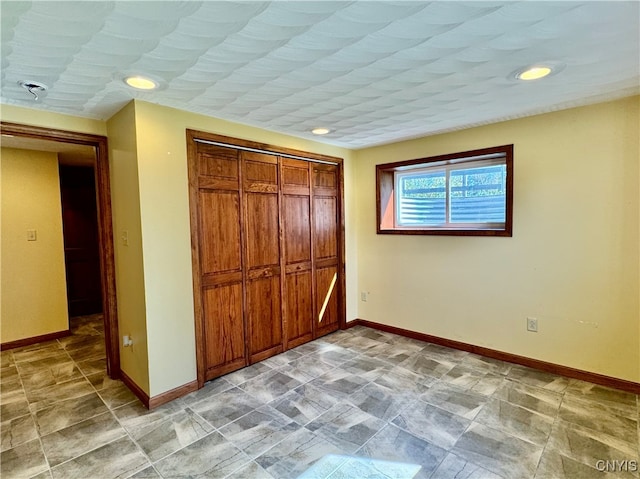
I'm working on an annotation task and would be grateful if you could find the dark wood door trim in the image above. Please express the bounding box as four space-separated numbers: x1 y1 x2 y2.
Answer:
338 160 346 331
191 132 343 166
186 132 205 388
0 121 120 379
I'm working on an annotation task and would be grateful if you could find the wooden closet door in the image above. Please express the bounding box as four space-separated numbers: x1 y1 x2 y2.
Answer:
313 164 340 337
281 159 314 348
193 144 247 381
242 151 283 363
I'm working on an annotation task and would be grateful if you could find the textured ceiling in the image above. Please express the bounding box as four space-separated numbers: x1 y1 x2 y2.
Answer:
1 1 638 149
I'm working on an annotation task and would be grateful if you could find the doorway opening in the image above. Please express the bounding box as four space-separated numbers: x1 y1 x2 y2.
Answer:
60 164 103 318
0 122 120 379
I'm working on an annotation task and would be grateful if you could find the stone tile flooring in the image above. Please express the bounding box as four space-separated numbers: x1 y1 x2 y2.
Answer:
1 318 638 478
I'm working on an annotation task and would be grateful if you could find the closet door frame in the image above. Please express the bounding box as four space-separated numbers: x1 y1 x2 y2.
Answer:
186 130 346 388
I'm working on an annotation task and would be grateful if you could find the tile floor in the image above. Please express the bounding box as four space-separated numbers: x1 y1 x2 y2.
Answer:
1 317 638 478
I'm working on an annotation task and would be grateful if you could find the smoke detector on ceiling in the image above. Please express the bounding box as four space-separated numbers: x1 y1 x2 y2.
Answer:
17 80 48 101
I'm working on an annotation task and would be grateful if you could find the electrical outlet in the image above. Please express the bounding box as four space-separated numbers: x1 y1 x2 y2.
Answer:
27 229 37 241
527 317 538 332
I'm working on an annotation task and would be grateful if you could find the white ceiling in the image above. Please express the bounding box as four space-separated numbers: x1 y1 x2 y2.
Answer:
1 1 638 149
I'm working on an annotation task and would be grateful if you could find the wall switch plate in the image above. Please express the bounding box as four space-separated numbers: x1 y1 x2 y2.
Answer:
121 230 129 246
527 317 538 332
360 291 367 302
27 229 37 241
123 335 133 347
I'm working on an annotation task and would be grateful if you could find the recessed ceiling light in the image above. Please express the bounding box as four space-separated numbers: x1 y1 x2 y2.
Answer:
516 66 552 81
312 127 330 135
511 62 565 82
124 76 158 90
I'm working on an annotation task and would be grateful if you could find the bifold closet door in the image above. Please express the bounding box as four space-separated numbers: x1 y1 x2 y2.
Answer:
194 145 247 381
242 151 284 363
281 159 314 348
189 133 343 386
313 164 340 337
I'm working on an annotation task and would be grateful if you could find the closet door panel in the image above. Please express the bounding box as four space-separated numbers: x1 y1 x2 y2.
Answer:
282 160 311 196
283 195 311 264
281 159 314 348
203 284 245 378
199 191 242 275
244 151 278 193
315 266 339 335
194 144 247 382
198 147 238 178
314 167 338 190
245 193 280 268
243 151 283 362
285 271 313 347
312 164 340 338
246 275 282 362
313 197 337 261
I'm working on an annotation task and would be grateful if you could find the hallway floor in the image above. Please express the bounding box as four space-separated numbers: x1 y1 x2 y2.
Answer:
1 320 638 478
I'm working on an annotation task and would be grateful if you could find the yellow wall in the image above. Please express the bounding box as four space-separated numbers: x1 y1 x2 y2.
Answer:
2 96 637 394
106 103 150 393
131 101 355 396
1 148 69 342
1 104 106 136
0 102 356 397
354 97 640 382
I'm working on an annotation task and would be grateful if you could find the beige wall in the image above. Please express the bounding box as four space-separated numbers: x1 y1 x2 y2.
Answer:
106 103 150 393
131 101 355 396
354 97 640 382
1 148 69 342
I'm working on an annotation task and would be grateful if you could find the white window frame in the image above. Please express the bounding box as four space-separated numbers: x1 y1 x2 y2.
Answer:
394 157 507 230
376 144 513 237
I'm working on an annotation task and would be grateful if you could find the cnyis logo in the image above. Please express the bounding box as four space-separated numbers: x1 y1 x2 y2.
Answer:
595 460 638 472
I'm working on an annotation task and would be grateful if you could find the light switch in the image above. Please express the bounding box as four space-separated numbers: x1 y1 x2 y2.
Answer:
121 230 129 246
27 229 37 241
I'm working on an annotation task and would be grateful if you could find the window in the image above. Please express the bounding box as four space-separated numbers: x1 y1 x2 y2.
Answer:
377 145 513 236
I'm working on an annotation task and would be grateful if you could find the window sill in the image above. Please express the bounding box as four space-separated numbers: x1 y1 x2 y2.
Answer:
377 227 512 237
